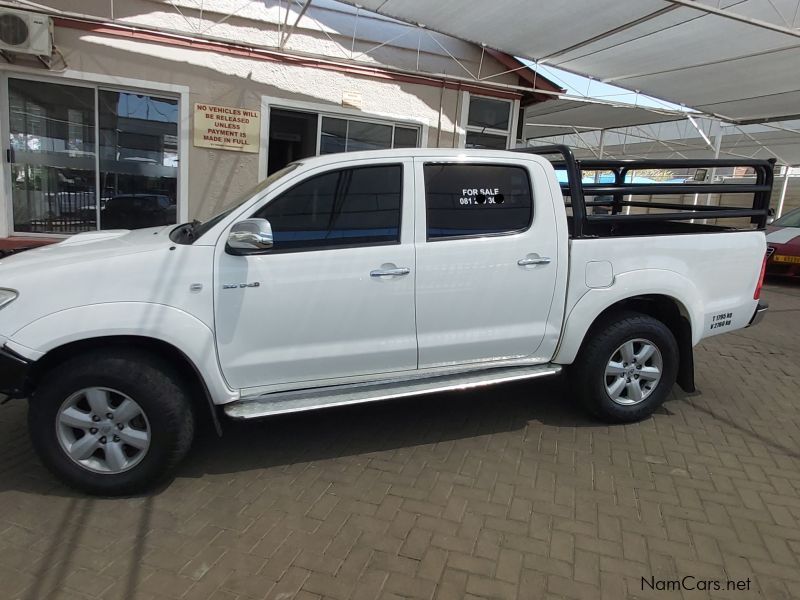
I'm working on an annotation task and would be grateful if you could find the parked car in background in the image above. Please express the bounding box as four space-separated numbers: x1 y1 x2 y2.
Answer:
766 207 800 277
101 194 176 230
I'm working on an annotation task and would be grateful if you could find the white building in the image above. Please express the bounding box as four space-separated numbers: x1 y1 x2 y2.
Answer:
0 0 561 248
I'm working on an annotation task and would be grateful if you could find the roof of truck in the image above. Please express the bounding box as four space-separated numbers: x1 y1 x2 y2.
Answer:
291 148 550 169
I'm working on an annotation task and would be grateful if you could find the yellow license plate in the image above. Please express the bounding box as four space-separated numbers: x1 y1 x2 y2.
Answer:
773 254 800 264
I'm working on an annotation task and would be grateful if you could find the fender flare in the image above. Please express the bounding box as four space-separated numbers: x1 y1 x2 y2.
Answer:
7 302 238 406
553 269 704 365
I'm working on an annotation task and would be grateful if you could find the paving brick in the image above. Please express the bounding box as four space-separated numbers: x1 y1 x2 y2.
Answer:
494 549 522 584
399 527 432 560
383 571 436 599
417 547 447 582
465 574 516 600
447 552 494 577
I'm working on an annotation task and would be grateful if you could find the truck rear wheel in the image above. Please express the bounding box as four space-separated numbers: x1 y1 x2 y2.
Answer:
28 350 195 495
573 311 679 423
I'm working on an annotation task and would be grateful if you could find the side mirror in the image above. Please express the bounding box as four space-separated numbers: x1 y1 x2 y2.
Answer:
767 208 776 225
227 218 273 255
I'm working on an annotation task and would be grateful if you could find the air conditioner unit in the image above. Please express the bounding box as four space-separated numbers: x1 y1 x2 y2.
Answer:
0 9 52 57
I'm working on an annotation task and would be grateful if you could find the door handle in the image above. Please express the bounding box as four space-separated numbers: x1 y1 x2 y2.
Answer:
518 256 551 266
370 267 410 277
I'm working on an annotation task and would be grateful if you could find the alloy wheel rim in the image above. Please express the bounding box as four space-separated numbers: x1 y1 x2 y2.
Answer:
55 387 151 474
604 338 663 406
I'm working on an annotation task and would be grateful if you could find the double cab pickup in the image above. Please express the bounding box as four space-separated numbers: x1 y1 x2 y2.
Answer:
0 147 771 494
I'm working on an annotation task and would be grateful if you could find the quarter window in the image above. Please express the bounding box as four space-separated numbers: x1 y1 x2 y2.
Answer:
254 164 402 251
424 164 532 240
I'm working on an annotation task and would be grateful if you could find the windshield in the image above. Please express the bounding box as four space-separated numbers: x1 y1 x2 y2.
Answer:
773 207 800 228
170 163 300 244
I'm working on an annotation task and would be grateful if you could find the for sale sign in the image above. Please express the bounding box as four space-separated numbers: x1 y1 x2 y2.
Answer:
193 103 261 153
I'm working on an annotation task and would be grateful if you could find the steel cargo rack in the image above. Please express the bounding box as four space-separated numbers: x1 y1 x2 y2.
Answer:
514 144 775 238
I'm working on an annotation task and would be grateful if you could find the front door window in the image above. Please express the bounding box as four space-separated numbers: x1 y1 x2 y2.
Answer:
7 77 179 234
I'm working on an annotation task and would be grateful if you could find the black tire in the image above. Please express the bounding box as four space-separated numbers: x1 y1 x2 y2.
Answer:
28 350 195 495
572 311 679 423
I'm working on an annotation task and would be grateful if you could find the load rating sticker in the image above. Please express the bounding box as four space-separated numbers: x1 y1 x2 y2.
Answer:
710 312 733 330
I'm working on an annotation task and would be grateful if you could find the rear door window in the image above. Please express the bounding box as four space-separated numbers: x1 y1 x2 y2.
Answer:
423 163 532 240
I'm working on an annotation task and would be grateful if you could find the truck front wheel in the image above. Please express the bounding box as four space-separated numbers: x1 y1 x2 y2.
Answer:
573 311 679 422
28 350 195 495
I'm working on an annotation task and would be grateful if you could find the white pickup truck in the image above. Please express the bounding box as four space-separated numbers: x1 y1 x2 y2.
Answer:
0 146 772 494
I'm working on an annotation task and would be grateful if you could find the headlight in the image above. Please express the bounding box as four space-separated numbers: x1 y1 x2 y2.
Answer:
0 289 18 310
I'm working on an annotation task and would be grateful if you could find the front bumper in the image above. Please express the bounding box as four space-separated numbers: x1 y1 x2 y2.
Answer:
748 301 768 327
0 345 32 398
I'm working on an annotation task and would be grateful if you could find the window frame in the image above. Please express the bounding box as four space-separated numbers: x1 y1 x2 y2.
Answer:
422 161 535 243
250 162 405 254
319 116 419 154
259 96 429 180
460 92 515 150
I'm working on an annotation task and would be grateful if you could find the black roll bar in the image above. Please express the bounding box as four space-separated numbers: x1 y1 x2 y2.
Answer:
513 144 775 237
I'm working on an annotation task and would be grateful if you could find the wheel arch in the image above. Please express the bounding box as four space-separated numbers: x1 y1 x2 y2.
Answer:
29 335 223 435
554 272 701 394
583 295 694 393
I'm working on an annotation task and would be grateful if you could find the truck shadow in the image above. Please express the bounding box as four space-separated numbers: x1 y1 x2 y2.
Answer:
0 375 682 498
179 376 627 479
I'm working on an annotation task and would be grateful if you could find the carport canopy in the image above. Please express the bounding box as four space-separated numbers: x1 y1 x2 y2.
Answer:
522 98 687 139
342 0 800 124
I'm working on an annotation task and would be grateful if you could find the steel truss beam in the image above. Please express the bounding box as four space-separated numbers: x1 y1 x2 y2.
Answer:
663 0 800 39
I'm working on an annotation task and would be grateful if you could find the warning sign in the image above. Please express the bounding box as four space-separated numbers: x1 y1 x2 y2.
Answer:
193 103 261 153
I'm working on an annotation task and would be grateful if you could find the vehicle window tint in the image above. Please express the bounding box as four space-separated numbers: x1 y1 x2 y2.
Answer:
327 166 402 243
254 164 402 251
424 164 532 239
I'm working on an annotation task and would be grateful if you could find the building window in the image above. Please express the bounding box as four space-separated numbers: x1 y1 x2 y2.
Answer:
423 163 532 240
7 77 179 234
463 95 513 150
320 117 417 154
267 106 421 174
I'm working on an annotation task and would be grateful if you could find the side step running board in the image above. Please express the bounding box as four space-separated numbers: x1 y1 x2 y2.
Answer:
224 364 562 420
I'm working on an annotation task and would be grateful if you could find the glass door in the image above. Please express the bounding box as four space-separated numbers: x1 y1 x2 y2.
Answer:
8 78 97 234
6 77 180 234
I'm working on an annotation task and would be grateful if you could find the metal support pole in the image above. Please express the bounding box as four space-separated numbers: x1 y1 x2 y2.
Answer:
777 165 790 218
279 0 312 49
625 169 634 215
705 121 723 210
595 129 605 183
350 4 360 58
598 129 605 159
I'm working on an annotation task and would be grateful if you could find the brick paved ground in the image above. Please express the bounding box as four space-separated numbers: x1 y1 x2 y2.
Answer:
1 282 799 600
